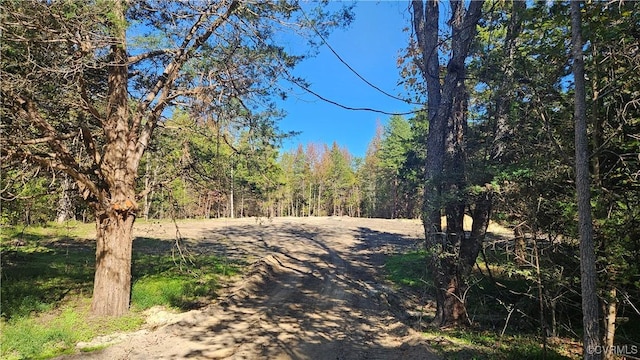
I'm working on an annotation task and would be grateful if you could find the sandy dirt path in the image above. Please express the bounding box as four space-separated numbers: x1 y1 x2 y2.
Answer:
63 217 439 360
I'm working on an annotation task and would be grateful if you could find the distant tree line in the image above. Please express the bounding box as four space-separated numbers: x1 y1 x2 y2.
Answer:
1 112 423 223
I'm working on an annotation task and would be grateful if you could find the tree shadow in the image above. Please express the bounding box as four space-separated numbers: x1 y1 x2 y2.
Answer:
76 219 439 359
1 235 96 319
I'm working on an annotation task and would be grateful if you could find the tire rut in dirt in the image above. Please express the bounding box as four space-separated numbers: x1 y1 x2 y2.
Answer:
57 218 439 360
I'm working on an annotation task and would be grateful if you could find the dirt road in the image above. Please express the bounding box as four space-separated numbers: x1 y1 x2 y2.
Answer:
65 217 439 360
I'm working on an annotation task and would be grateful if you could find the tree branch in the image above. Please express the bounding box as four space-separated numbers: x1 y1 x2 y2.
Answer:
14 148 102 202
14 132 77 145
127 48 179 64
133 0 240 165
80 123 102 167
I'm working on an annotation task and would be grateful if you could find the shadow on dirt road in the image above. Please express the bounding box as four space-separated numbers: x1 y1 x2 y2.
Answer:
61 217 439 360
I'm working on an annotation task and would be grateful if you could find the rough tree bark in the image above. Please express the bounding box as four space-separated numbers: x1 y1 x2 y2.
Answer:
570 1 601 358
90 0 138 315
56 175 75 223
411 0 484 327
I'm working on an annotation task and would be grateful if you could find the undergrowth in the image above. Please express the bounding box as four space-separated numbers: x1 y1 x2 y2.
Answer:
384 250 582 359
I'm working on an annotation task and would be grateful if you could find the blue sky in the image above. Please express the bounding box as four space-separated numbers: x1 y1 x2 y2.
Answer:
277 1 419 158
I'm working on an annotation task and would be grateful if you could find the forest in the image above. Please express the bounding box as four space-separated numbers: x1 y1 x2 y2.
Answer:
1 0 639 359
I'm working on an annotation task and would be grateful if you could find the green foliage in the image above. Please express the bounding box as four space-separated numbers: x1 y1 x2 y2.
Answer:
423 329 575 360
464 0 640 345
131 244 242 310
355 115 423 219
0 232 95 319
2 308 87 360
277 141 360 217
132 277 189 310
386 248 580 359
379 115 412 173
0 169 60 226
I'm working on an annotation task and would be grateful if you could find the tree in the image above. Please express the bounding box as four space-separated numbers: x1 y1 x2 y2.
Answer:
1 0 351 316
378 115 412 218
411 0 485 327
326 142 355 216
359 123 384 218
571 1 601 357
467 0 639 350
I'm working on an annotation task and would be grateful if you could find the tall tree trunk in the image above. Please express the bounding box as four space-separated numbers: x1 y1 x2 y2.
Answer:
413 0 444 237
591 43 603 189
603 287 617 360
230 167 235 218
571 1 601 358
317 185 322 216
492 0 525 160
309 182 313 217
91 209 135 315
412 0 483 327
392 176 398 219
440 79 470 326
90 0 138 316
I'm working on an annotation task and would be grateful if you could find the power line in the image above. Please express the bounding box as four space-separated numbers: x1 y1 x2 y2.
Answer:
287 75 421 116
300 6 423 107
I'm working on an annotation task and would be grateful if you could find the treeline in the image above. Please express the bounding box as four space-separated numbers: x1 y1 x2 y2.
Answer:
2 108 286 223
276 115 422 219
1 113 423 222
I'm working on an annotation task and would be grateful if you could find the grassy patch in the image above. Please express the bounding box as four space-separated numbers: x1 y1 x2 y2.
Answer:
1 222 245 359
1 236 95 319
0 298 145 360
1 220 95 241
131 252 242 311
423 329 579 359
385 250 432 288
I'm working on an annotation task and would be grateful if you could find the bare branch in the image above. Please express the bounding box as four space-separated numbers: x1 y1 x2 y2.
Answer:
14 132 77 145
127 49 180 64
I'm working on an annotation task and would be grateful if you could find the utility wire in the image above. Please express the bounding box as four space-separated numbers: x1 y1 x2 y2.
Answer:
246 4 425 116
287 75 422 116
300 6 424 107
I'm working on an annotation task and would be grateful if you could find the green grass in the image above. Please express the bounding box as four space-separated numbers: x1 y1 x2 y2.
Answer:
131 252 242 311
0 222 245 359
385 250 433 288
1 302 145 360
1 238 95 319
422 329 579 359
1 220 95 241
